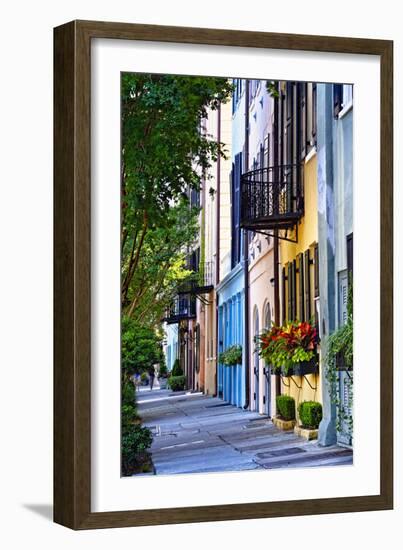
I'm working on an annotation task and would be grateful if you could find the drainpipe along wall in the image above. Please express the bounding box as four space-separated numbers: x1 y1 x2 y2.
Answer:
243 80 250 409
214 104 221 397
273 90 281 399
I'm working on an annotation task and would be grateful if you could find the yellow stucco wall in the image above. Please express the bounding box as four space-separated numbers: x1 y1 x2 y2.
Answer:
279 154 322 420
280 154 318 264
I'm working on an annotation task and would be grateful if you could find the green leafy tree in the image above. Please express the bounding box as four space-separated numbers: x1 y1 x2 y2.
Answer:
123 198 199 325
121 73 233 319
122 316 165 377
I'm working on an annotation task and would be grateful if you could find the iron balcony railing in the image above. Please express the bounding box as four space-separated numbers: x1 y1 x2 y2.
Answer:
240 164 304 231
178 261 215 294
164 294 197 324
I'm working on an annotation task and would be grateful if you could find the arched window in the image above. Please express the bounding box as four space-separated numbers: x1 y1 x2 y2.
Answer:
253 307 259 369
264 302 272 330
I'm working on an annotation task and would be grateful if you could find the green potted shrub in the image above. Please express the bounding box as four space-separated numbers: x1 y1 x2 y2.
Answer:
218 344 242 366
168 374 186 392
171 359 183 376
273 394 296 431
294 400 322 440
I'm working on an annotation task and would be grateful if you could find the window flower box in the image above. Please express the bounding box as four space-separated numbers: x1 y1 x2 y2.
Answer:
281 358 319 377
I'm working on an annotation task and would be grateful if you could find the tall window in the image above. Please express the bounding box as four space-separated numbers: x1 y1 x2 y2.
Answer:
264 302 271 330
231 152 242 267
334 84 353 117
264 134 270 169
232 79 244 114
285 81 294 166
254 308 259 369
298 82 307 160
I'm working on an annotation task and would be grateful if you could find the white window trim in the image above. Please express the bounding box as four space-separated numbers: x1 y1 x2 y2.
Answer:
305 146 317 164
338 100 353 119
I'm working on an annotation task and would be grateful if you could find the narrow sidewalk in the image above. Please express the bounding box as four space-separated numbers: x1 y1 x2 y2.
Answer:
137 388 353 475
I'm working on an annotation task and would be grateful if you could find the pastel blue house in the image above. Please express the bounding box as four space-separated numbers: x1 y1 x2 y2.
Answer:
164 322 179 372
215 78 247 408
316 83 354 447
216 264 245 407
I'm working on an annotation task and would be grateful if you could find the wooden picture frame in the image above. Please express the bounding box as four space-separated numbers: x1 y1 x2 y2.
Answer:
54 19 393 530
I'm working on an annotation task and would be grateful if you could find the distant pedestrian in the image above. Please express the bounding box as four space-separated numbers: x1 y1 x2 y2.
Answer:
133 372 141 389
148 365 155 391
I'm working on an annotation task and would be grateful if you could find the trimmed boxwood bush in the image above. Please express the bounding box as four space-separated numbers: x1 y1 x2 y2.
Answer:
298 401 323 429
171 359 183 377
168 375 186 391
276 394 296 421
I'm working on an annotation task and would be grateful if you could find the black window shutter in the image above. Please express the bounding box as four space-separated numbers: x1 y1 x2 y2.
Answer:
291 260 297 320
287 262 293 321
234 154 240 265
280 91 285 166
334 84 343 117
312 83 317 143
314 244 319 298
237 152 242 264
347 233 353 277
304 249 311 321
298 253 305 321
282 267 287 323
230 164 235 268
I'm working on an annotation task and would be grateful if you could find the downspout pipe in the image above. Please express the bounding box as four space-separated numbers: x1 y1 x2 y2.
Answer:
216 103 221 287
273 89 281 399
243 80 250 409
214 104 221 397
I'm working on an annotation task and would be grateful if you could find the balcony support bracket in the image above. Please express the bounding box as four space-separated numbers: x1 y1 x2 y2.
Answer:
253 224 299 244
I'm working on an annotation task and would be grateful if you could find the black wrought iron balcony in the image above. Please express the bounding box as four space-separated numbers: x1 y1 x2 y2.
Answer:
240 164 304 231
178 261 215 294
164 295 197 324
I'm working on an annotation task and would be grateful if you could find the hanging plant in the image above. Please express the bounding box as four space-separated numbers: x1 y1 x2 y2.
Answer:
219 345 242 366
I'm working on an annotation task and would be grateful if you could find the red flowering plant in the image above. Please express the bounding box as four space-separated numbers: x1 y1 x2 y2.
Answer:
259 321 318 375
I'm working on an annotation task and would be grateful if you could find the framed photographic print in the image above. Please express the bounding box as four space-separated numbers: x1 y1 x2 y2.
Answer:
54 20 393 529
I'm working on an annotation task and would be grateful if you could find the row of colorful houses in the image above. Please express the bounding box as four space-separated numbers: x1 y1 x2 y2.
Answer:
163 78 353 447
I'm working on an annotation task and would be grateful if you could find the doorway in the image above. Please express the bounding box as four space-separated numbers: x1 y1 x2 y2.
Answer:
263 302 272 416
253 307 259 412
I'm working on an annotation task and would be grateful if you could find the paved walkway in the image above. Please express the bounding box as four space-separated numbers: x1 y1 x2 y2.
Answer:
137 387 353 475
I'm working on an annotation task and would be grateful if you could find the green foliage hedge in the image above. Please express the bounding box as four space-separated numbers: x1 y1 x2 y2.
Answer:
121 425 153 475
168 375 186 392
121 376 153 475
276 394 296 421
298 401 323 429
